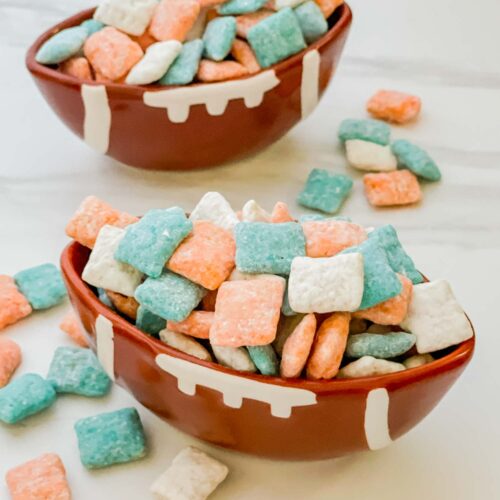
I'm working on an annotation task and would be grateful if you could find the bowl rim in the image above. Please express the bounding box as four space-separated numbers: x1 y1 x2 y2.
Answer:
61 240 475 394
26 4 353 94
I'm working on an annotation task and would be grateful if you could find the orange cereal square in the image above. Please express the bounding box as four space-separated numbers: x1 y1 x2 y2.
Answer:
167 311 214 339
0 275 32 330
363 170 422 207
6 453 71 500
302 220 367 257
231 39 260 74
0 338 22 388
197 60 249 82
59 311 89 347
367 90 421 124
271 201 294 223
65 195 138 249
149 0 200 42
210 276 285 347
167 221 235 290
59 57 93 80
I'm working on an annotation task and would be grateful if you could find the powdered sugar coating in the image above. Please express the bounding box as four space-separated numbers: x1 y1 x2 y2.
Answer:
159 329 212 361
189 192 239 231
0 275 32 330
94 0 157 36
167 311 214 339
345 140 397 172
59 310 89 347
0 338 22 388
337 356 406 378
211 345 257 372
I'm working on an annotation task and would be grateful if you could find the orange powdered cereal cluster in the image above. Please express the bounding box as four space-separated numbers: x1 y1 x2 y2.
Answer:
197 60 249 82
149 0 201 41
106 290 139 320
367 90 422 124
59 56 93 80
363 170 422 207
0 275 32 330
0 338 22 388
59 310 89 347
167 311 214 339
231 39 260 74
271 201 294 223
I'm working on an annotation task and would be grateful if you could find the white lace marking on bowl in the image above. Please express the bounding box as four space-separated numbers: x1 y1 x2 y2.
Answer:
155 353 317 418
301 49 321 119
143 70 280 124
364 388 392 450
81 84 111 153
95 314 115 381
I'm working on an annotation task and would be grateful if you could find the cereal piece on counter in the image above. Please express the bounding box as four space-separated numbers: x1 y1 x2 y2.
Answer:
306 312 350 379
403 353 433 369
271 201 294 223
167 311 214 339
59 310 89 347
297 169 353 214
231 39 261 73
203 16 237 61
302 219 367 257
337 356 405 378
167 221 235 290
273 313 305 355
210 276 285 347
235 222 306 275
294 1 328 43
338 118 391 146
94 0 157 36
280 313 316 378
65 195 138 249
126 40 182 85
0 373 57 424
6 453 71 500
346 332 416 359
135 271 206 322
248 8 306 68
211 345 257 371
367 90 421 124
241 200 272 222
60 56 93 80
345 140 397 172
82 226 143 297
189 192 239 232
0 275 32 330
401 280 474 354
368 225 423 284
353 274 412 325
349 317 368 334
81 19 105 36
136 306 166 336
288 254 364 313
84 27 143 81
149 0 201 41
247 344 279 376
341 238 402 310
35 26 88 65
363 170 422 207
219 0 268 15
150 447 228 500
197 60 247 82
0 338 21 388
160 39 204 85
391 139 442 182
115 208 192 278
235 10 273 38
201 289 218 311
14 264 66 310
314 0 343 18
74 407 147 469
47 346 111 397
159 329 212 361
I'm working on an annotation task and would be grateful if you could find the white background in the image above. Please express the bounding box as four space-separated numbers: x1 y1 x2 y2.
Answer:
1 0 500 498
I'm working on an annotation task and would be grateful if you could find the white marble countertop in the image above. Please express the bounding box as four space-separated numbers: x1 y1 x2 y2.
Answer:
1 0 500 498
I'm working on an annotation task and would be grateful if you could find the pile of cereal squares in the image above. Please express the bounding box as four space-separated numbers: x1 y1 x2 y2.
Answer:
35 0 344 84
67 192 473 380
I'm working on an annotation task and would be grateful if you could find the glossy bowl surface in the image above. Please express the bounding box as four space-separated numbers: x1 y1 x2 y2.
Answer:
26 6 352 170
61 241 475 460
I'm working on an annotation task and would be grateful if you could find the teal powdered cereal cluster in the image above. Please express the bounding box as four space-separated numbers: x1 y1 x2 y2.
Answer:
136 306 166 336
35 27 88 65
115 207 192 278
74 407 147 469
294 1 328 44
0 374 57 424
160 39 204 85
218 0 268 15
346 332 416 359
338 118 391 146
297 168 353 214
247 345 280 376
47 347 111 397
203 17 237 61
14 263 66 310
235 222 306 275
391 139 442 181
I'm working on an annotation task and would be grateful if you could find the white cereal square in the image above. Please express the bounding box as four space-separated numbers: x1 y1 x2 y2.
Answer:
338 356 405 378
94 0 157 36
150 446 228 500
189 192 239 231
241 199 271 222
345 139 397 172
288 253 364 313
401 280 473 354
82 225 143 296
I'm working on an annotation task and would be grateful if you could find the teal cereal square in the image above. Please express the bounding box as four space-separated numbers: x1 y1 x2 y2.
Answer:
218 0 268 15
235 222 306 275
248 8 306 68
338 118 391 146
203 17 237 61
294 1 328 43
346 332 416 359
14 263 67 310
160 39 204 85
35 26 88 64
47 346 111 397
135 271 205 322
0 374 57 424
297 168 353 214
115 207 192 278
391 139 441 182
74 407 147 469
247 345 279 376
136 306 166 336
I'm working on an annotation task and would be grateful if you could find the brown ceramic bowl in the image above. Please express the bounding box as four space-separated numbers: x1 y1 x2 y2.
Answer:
26 6 352 171
61 241 475 461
